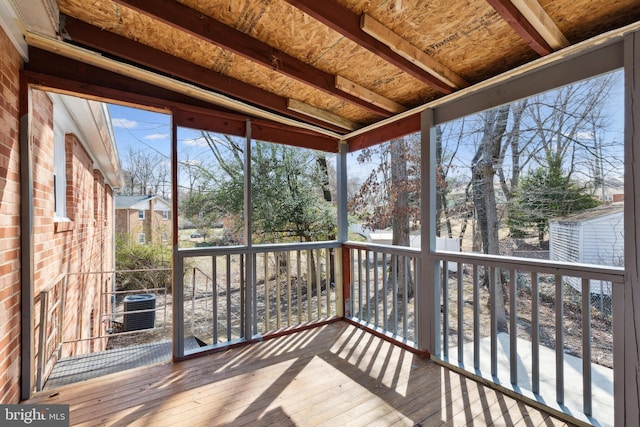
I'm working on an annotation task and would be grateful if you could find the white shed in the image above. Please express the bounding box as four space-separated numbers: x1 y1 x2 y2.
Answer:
549 203 624 295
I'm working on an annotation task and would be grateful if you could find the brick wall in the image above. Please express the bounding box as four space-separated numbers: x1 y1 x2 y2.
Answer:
30 90 116 386
0 26 23 404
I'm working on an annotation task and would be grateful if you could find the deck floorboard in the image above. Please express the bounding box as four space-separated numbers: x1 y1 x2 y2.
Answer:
26 322 575 427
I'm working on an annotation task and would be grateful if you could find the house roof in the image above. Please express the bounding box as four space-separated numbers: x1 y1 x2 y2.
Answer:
550 203 624 224
5 1 640 152
51 92 123 188
115 194 170 210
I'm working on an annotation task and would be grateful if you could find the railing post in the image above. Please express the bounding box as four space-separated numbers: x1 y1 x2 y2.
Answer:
172 252 184 359
335 248 344 317
341 247 351 318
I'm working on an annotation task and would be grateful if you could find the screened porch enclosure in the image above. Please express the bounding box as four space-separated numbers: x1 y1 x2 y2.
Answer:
18 4 640 425
163 57 625 427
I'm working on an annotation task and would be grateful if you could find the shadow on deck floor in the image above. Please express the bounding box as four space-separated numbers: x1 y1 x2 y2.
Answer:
44 337 201 390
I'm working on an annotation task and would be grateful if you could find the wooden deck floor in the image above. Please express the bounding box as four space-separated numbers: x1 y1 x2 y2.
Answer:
26 321 574 426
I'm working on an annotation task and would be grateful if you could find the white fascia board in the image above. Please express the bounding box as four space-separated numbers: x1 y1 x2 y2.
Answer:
51 92 123 189
0 0 58 60
0 0 29 59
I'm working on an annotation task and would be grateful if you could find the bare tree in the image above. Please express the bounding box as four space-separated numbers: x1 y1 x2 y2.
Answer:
440 73 619 333
121 147 165 195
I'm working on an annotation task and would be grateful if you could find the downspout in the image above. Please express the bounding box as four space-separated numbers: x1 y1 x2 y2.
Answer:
19 76 34 400
111 188 119 324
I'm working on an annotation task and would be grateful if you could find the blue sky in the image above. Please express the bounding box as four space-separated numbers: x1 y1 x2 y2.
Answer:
108 68 625 190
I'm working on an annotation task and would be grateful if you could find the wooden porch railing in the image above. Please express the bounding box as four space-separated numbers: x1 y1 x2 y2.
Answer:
175 241 342 354
343 242 621 426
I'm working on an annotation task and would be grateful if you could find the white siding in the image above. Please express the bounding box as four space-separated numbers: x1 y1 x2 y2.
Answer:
549 221 580 263
550 211 623 296
580 214 624 267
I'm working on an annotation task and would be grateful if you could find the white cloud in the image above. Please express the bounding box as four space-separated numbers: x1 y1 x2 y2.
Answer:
576 131 594 140
144 133 169 140
111 118 138 129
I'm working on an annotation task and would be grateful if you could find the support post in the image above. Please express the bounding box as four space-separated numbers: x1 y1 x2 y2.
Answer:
244 119 254 339
419 109 440 356
621 31 640 427
337 141 349 317
171 109 184 359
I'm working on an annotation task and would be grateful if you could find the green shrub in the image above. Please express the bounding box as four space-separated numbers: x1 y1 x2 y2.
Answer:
115 234 171 293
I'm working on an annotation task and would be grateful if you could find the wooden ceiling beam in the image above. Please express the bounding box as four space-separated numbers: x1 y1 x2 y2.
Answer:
347 114 420 152
24 48 339 152
60 15 347 134
287 99 360 131
360 14 469 90
283 0 456 94
510 0 569 50
485 0 554 55
114 0 391 118
335 75 406 114
175 106 340 152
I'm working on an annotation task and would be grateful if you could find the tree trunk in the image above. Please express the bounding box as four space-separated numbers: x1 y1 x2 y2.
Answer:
471 107 510 333
391 138 414 299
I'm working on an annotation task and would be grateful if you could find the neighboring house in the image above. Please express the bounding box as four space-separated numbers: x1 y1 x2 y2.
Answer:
115 195 172 245
549 203 624 295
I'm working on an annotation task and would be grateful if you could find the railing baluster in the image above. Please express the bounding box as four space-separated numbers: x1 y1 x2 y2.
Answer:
326 248 331 317
392 254 398 335
458 262 464 364
191 267 197 338
287 251 292 327
252 253 257 336
382 253 388 332
413 258 418 343
265 252 270 330
357 249 363 320
532 271 540 394
315 249 322 320
212 256 218 344
582 277 592 416
276 253 282 328
442 260 449 357
373 251 379 328
297 250 302 323
349 248 355 318
366 250 371 323
490 266 497 377
240 254 245 338
226 254 232 341
555 274 564 404
403 256 409 340
473 264 480 370
307 250 313 321
509 269 517 385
